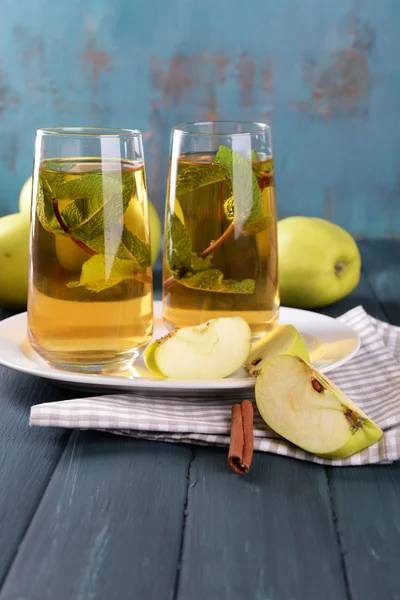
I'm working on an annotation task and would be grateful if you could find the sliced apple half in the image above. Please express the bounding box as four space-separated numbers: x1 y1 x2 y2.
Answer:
144 317 251 379
246 325 310 376
255 354 383 459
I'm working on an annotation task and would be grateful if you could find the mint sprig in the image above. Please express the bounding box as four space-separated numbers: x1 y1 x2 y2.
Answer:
165 212 255 294
37 167 151 292
215 145 270 234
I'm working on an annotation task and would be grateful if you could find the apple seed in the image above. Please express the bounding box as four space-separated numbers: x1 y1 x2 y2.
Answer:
311 378 323 393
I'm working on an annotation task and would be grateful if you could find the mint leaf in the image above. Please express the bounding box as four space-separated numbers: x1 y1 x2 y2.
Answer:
166 213 211 273
38 167 151 268
215 145 269 234
174 268 255 294
36 167 152 292
42 170 133 201
119 228 152 267
68 254 142 292
38 169 135 240
176 162 226 196
36 182 65 235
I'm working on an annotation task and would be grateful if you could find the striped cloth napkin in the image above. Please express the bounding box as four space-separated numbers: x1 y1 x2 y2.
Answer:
30 306 400 466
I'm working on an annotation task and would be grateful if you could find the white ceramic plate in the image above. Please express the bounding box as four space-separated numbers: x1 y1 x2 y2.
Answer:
0 301 360 393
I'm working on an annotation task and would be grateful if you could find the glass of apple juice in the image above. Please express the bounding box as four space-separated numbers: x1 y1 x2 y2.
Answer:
162 121 279 337
28 127 153 373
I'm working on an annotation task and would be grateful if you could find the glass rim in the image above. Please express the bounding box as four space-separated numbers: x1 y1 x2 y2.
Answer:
172 120 270 136
36 126 142 138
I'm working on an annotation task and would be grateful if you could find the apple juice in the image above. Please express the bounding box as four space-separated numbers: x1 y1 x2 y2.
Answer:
162 148 279 336
28 158 153 372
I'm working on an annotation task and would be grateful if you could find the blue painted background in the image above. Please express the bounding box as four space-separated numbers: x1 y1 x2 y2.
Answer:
0 0 399 237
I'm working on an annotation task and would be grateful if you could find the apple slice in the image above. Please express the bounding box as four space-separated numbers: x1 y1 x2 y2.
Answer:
144 317 251 379
255 355 382 459
246 325 310 376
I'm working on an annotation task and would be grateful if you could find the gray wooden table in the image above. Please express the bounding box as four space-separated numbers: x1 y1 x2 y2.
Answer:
0 239 399 600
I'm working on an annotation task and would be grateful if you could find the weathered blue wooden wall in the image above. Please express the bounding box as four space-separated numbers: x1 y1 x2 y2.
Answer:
0 0 399 237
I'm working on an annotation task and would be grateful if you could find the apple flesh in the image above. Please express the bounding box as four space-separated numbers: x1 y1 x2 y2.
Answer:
278 217 361 309
0 213 30 308
144 317 251 379
255 354 382 459
246 324 310 376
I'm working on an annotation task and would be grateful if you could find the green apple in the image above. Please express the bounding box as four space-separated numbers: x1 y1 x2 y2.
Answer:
246 324 310 376
255 354 382 459
278 217 361 309
144 317 251 379
148 202 162 264
0 212 30 308
172 198 185 224
55 235 89 272
124 198 162 265
19 176 33 215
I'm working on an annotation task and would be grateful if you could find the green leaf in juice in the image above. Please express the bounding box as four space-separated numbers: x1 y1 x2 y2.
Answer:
165 213 255 294
68 254 143 293
36 162 152 292
215 145 271 234
173 269 255 294
175 162 226 197
166 213 212 274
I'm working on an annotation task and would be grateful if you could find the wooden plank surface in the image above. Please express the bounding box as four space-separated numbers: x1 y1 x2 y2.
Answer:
329 464 400 600
325 240 400 600
0 432 192 600
176 265 400 600
1 243 400 600
358 239 400 325
0 306 75 586
176 448 348 600
0 365 72 585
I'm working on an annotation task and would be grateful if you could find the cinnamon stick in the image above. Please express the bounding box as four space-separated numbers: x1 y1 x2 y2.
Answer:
228 400 254 474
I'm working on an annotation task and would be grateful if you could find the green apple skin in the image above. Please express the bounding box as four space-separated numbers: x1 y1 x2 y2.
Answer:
0 213 30 308
144 334 171 378
278 217 361 309
246 324 310 376
19 176 33 215
255 355 382 459
148 202 162 265
315 368 383 459
124 198 161 265
55 235 89 272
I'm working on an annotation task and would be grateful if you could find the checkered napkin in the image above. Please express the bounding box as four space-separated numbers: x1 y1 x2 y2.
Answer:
30 306 400 466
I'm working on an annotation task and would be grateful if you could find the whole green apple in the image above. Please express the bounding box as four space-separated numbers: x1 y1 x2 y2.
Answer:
278 216 361 309
19 176 32 215
0 212 30 308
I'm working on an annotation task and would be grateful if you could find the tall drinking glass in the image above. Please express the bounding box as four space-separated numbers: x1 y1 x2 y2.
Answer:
28 127 153 373
162 121 279 336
